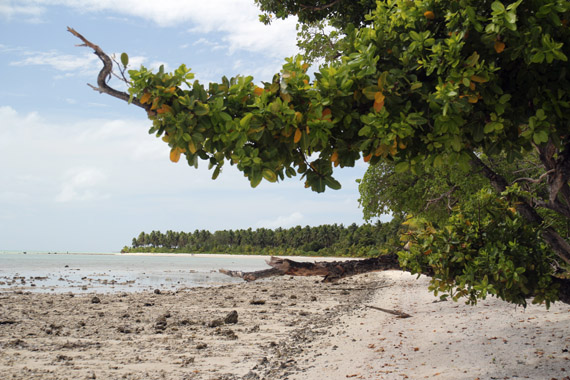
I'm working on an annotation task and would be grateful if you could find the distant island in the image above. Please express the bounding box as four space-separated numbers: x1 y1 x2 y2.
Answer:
121 219 402 257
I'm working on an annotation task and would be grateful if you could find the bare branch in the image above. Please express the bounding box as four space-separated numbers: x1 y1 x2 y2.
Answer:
512 169 554 185
424 185 458 212
533 199 570 219
67 27 149 112
110 54 132 84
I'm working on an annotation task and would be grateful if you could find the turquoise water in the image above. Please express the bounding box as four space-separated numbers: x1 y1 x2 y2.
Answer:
0 253 272 293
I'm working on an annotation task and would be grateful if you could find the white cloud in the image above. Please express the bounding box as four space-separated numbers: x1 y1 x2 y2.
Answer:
5 45 156 83
14 0 299 58
256 211 304 229
10 50 99 74
56 167 108 202
0 2 44 22
192 38 226 51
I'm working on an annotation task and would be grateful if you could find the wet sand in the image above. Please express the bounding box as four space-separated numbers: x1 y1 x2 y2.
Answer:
1 271 569 379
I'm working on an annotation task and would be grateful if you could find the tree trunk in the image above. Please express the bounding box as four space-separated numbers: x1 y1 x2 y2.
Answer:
470 153 570 265
220 255 570 305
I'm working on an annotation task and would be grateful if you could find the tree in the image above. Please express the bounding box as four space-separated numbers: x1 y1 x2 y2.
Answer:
69 0 570 306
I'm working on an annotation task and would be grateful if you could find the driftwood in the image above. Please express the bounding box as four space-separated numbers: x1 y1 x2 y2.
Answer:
219 254 570 305
220 254 401 282
364 305 412 318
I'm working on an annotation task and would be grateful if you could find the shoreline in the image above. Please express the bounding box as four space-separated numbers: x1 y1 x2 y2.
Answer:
120 251 360 261
1 271 568 379
2 251 359 261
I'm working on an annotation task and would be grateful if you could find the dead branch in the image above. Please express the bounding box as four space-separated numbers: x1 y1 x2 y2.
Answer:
424 185 458 212
219 254 402 282
219 254 570 305
67 27 149 111
364 305 412 318
512 169 554 185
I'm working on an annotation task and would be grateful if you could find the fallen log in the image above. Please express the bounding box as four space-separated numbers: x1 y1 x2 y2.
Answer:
219 254 570 305
219 254 401 282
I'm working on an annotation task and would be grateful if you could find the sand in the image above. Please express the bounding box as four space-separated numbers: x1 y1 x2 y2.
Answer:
0 271 569 380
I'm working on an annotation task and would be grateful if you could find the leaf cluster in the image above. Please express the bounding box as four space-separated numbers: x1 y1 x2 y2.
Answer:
399 186 560 307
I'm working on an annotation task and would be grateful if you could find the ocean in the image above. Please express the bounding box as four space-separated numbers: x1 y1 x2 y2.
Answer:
0 252 274 293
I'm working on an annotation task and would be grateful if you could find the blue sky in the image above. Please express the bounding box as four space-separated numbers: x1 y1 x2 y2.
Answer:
0 0 376 253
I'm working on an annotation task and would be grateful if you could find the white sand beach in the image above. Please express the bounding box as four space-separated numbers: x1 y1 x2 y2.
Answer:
0 270 568 379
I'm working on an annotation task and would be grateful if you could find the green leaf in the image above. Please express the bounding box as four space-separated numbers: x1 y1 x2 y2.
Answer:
120 52 129 67
395 161 410 173
410 82 423 91
250 171 262 188
262 168 277 182
362 86 378 100
212 166 221 180
531 52 545 63
358 125 371 136
194 102 210 116
484 122 497 134
219 112 232 122
240 113 254 128
450 136 462 152
533 130 549 144
491 1 505 13
406 113 428 126
499 94 511 104
433 155 444 167
325 176 342 190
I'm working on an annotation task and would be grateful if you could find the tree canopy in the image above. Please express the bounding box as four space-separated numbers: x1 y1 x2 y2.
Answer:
70 0 570 306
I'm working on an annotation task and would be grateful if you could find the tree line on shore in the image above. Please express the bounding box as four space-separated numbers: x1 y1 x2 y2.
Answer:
122 218 402 257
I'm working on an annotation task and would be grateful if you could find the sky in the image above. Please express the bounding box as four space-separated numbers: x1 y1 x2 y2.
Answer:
0 0 378 253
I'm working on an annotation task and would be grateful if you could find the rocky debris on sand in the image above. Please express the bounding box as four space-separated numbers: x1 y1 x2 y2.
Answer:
154 315 168 332
208 319 224 328
224 310 238 324
215 327 238 340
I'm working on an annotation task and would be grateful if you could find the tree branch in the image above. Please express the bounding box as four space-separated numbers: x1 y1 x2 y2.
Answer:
424 185 458 212
469 152 570 264
299 0 343 11
67 27 149 112
512 169 554 185
220 254 403 282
